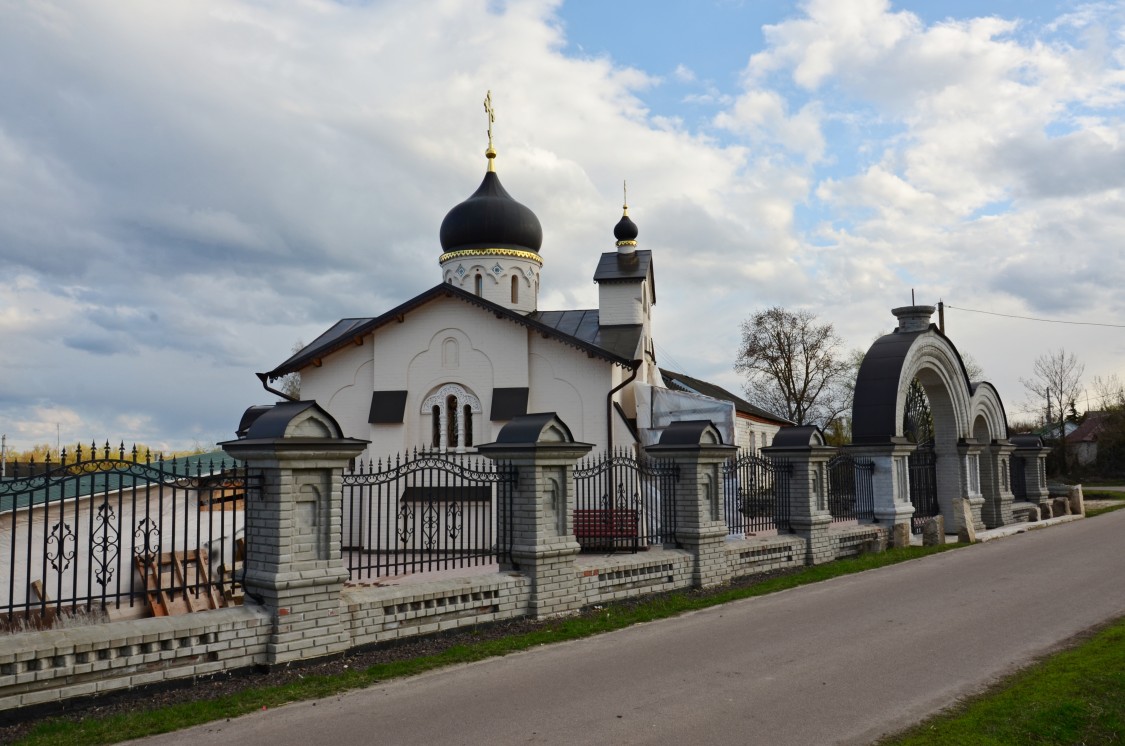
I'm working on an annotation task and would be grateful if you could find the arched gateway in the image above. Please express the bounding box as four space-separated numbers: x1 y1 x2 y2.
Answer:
850 305 1017 535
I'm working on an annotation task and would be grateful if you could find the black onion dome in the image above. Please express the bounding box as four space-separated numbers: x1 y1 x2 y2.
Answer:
439 171 543 254
614 213 638 243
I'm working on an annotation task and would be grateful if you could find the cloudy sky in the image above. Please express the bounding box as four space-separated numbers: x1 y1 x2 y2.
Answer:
2 0 1124 453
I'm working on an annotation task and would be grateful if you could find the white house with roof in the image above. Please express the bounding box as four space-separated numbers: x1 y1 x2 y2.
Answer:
263 125 788 457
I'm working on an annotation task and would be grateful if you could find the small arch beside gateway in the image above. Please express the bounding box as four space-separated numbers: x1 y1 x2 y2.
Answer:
851 305 1020 535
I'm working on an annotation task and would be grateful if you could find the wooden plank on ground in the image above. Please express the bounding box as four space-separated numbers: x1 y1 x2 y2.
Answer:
135 548 226 617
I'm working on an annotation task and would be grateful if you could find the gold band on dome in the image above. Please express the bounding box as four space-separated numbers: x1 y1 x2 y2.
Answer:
439 248 544 266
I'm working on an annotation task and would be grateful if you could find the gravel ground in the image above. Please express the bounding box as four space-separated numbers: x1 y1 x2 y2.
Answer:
0 568 799 744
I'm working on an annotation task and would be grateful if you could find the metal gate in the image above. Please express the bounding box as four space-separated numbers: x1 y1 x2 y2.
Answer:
908 441 940 533
342 450 516 579
573 450 679 552
722 450 791 536
0 444 250 624
827 453 875 522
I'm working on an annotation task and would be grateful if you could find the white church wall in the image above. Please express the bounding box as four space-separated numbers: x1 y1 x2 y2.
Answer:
527 336 613 449
299 339 374 451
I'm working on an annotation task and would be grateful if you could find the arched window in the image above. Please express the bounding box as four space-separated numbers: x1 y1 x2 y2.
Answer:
474 274 483 296
511 275 519 304
423 384 482 451
446 395 459 447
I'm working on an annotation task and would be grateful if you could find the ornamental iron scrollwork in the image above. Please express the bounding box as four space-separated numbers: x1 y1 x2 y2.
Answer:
134 517 161 558
446 502 463 540
46 521 77 573
421 498 441 550
92 501 120 587
396 503 415 546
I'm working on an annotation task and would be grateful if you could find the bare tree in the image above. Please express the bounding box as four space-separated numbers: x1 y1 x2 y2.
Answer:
1020 348 1084 473
279 339 305 400
961 352 985 382
1090 374 1125 411
1020 349 1085 426
735 307 850 428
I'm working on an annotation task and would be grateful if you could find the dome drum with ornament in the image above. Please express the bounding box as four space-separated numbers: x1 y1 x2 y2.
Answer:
439 93 545 314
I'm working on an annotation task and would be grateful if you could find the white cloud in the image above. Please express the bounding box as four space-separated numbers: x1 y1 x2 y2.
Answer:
1 0 1124 451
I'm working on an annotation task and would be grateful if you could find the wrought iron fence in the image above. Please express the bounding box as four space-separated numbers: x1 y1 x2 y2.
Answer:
722 450 791 536
827 453 875 522
342 450 516 579
573 449 679 552
0 443 250 625
908 441 940 533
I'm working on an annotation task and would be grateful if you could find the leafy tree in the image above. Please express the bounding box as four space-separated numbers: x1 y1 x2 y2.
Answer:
735 307 850 429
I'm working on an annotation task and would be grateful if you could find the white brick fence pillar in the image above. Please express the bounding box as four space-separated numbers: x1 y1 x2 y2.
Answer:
647 421 736 588
221 402 367 666
956 439 986 533
478 413 592 619
982 440 1016 528
846 439 916 547
1011 435 1051 513
764 427 836 564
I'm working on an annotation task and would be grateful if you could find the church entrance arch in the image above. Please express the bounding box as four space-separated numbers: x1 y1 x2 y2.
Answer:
851 305 1014 535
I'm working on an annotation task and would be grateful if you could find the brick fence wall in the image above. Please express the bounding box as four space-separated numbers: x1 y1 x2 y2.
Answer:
0 409 888 713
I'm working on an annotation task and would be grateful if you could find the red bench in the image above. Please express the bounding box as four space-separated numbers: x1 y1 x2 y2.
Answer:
573 508 640 552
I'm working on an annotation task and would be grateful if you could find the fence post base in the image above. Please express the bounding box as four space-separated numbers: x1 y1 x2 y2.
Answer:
647 421 736 589
222 402 367 666
764 427 837 566
478 414 593 620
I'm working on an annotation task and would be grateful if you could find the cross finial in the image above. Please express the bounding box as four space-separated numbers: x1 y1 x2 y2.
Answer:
483 90 497 171
622 180 629 216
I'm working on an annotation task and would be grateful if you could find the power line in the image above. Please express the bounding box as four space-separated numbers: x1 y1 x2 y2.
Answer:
945 305 1125 328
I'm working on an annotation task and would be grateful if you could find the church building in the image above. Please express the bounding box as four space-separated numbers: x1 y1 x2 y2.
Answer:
262 105 789 457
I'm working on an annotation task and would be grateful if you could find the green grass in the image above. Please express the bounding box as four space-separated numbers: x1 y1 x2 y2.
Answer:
13 543 961 745
883 615 1125 745
1082 489 1125 517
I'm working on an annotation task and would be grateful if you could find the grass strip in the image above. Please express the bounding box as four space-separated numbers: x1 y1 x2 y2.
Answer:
1082 489 1125 517
882 614 1125 745
14 543 960 745
1083 489 1125 501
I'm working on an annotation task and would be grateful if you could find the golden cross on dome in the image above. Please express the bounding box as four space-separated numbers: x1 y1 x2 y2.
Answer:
485 91 496 146
622 180 629 215
483 90 497 170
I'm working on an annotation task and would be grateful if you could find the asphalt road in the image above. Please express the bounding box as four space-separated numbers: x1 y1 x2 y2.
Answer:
135 511 1125 746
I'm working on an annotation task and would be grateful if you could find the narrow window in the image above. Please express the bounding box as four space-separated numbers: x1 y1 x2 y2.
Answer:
511 275 519 304
464 405 473 447
431 405 440 449
474 274 483 296
446 394 459 447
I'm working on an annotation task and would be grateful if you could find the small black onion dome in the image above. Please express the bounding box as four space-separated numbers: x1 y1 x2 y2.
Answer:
439 171 543 254
614 212 638 243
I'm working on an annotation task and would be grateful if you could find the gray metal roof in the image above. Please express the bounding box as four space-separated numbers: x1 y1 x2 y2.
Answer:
528 309 643 361
659 369 793 425
592 250 654 299
265 284 639 380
